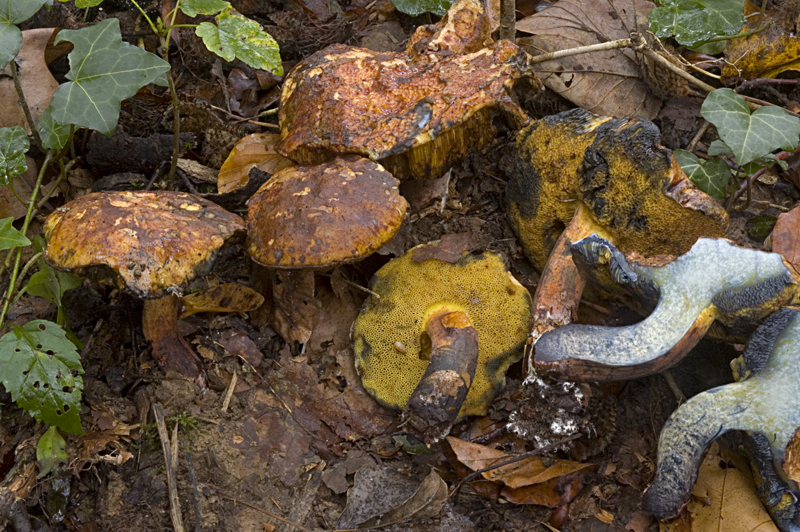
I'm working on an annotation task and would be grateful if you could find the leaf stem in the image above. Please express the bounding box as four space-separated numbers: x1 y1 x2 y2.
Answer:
11 252 43 303
704 22 771 43
10 60 42 149
128 0 160 38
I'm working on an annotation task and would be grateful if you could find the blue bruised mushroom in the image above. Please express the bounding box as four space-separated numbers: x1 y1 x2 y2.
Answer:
534 235 796 381
642 308 800 531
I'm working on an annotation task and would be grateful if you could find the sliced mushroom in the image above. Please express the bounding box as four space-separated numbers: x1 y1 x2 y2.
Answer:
643 308 800 531
534 235 796 381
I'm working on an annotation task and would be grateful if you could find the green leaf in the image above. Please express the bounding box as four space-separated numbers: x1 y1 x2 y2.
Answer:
701 89 800 166
74 0 104 6
195 7 282 75
50 18 171 136
37 106 70 151
37 426 67 478
707 139 734 159
648 0 743 49
21 235 81 308
0 217 31 250
674 149 732 200
180 0 230 17
0 0 50 67
747 215 777 240
0 320 84 434
392 0 450 16
0 126 30 186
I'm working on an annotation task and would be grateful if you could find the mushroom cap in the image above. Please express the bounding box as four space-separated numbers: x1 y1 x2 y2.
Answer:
44 190 245 299
276 39 535 179
506 108 729 271
352 244 532 418
246 156 407 269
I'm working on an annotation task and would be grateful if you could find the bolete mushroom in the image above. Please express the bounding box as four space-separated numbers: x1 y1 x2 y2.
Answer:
246 155 407 269
43 190 246 385
275 0 538 179
642 308 800 531
352 243 531 442
534 235 797 381
505 108 729 347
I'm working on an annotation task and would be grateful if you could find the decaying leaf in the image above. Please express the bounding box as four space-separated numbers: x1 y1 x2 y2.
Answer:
358 470 448 529
770 204 800 274
721 2 800 82
217 133 294 193
446 436 593 507
658 441 778 532
783 427 800 485
179 283 264 319
271 270 319 344
410 233 478 263
516 0 662 119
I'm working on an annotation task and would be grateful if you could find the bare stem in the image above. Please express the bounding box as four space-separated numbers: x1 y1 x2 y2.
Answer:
528 38 632 64
10 60 41 149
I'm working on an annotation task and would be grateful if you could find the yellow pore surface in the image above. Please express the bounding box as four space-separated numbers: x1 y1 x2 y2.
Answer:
353 246 532 418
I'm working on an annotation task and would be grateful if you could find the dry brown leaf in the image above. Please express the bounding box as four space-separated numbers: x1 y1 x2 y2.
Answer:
516 0 661 119
410 232 479 263
658 441 778 532
721 1 800 82
271 270 320 344
783 427 800 485
0 28 60 132
179 283 264 319
217 133 294 193
770 205 800 273
358 470 448 529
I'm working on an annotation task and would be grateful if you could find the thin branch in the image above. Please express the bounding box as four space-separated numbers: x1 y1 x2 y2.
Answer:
10 60 41 149
528 38 632 64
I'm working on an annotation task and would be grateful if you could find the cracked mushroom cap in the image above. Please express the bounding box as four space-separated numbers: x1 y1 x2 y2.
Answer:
642 308 800 530
352 244 532 418
276 0 536 180
43 191 245 298
246 156 408 268
535 235 796 381
506 108 729 271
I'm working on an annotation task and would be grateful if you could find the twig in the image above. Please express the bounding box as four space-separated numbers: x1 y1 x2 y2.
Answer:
528 38 632 64
221 496 312 531
735 93 800 118
186 453 201 532
662 369 686 404
221 370 237 412
737 78 800 92
499 0 515 42
687 121 710 152
631 34 716 94
10 60 41 149
153 403 185 532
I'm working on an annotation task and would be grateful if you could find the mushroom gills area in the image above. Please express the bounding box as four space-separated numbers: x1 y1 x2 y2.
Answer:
535 238 792 380
643 308 800 526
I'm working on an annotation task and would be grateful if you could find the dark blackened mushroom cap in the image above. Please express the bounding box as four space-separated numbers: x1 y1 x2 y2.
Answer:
246 156 408 268
43 191 245 298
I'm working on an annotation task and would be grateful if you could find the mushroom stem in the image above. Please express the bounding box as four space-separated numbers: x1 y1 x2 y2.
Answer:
403 308 479 443
142 296 205 387
530 205 612 344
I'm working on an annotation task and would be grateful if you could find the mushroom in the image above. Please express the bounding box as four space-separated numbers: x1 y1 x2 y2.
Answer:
642 308 800 531
534 235 797 381
275 0 538 180
505 108 729 348
352 242 531 442
43 190 246 385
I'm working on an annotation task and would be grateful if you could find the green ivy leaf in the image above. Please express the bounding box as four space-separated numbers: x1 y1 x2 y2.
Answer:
674 149 732 200
21 235 81 308
37 425 67 478
37 106 70 151
648 0 743 49
0 126 30 186
50 18 171 135
0 0 50 67
0 217 31 250
0 320 84 434
706 139 734 159
392 0 450 16
195 7 282 75
702 89 800 166
180 0 230 17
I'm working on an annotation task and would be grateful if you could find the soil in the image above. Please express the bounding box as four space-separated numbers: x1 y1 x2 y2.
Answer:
4 1 800 531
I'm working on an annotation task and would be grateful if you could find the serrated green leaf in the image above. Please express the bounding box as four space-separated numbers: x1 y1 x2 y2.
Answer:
180 0 230 17
195 7 282 74
391 0 450 16
0 126 30 186
0 321 84 434
648 0 743 49
37 425 67 478
0 217 31 250
674 149 732 200
37 106 70 151
0 0 50 67
702 89 800 166
50 19 171 136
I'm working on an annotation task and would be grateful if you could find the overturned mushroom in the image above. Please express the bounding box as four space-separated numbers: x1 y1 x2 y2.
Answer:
534 235 796 381
506 109 728 348
276 0 538 180
352 243 531 442
43 191 246 385
643 308 800 531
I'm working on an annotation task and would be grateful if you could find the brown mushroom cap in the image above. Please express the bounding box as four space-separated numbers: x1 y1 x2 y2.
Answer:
44 190 245 298
275 9 536 180
246 156 408 268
